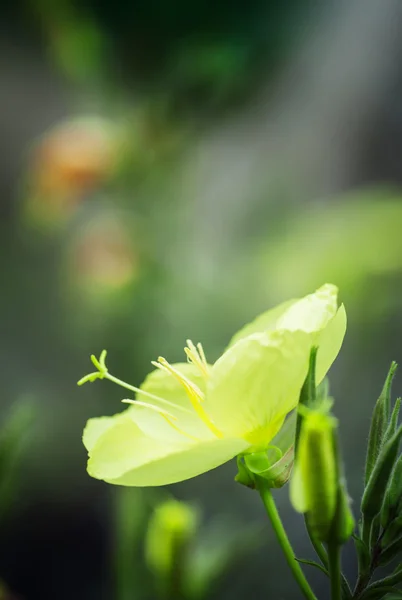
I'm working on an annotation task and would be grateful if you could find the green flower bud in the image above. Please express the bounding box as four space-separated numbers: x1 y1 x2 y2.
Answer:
328 481 355 545
145 499 198 584
290 410 338 542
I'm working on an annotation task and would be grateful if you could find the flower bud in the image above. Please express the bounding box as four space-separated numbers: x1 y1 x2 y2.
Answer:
290 410 338 542
145 499 198 582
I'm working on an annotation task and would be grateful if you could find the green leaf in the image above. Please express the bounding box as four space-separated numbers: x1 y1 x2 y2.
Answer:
381 453 402 529
353 534 371 576
379 536 402 567
384 398 402 444
295 558 329 576
369 513 382 552
365 363 398 486
362 423 402 522
361 586 402 600
381 517 402 549
360 567 402 600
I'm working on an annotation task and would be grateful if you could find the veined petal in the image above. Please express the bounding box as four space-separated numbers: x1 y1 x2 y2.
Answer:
315 303 347 384
134 363 215 441
86 413 249 486
207 330 312 446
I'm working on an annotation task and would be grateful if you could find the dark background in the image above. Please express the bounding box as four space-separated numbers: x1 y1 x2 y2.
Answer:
1 0 402 598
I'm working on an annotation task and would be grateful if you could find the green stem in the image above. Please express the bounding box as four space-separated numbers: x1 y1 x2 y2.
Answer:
305 518 352 599
305 517 328 567
256 479 317 600
328 544 341 600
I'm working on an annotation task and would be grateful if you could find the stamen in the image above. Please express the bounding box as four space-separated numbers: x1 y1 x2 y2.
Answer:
152 356 223 439
197 342 208 368
122 399 178 420
104 371 193 415
184 339 209 379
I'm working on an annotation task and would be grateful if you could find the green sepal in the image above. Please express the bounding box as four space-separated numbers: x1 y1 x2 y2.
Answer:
245 446 294 489
234 456 255 489
362 423 402 522
365 362 397 486
381 453 402 529
242 412 297 489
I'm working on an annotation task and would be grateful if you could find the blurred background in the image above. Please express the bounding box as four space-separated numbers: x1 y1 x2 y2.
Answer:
1 0 402 598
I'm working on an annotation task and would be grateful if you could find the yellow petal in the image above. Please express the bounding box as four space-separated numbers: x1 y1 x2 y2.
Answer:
86 413 249 486
227 299 296 348
83 411 128 451
207 329 312 446
315 303 347 384
275 283 338 333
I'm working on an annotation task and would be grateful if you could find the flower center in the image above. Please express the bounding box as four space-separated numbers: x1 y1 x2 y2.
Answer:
151 340 223 439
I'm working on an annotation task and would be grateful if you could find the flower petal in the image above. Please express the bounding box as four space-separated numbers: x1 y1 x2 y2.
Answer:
207 329 312 446
275 283 338 334
83 411 127 452
315 303 347 384
134 362 215 441
86 413 249 486
227 299 296 348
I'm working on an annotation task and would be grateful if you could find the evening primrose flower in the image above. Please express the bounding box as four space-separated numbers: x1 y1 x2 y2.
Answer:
80 284 346 486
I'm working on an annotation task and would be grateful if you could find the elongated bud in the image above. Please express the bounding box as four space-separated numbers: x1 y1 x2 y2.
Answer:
328 481 355 545
290 410 338 541
145 499 198 591
365 362 397 485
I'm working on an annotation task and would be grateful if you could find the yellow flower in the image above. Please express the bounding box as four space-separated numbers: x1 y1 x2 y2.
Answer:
81 284 346 486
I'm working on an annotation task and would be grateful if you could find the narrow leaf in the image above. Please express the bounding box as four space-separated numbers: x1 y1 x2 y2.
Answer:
365 362 398 485
381 453 402 529
379 536 402 567
295 558 329 576
362 423 402 521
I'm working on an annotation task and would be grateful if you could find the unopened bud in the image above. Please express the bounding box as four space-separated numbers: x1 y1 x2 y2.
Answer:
290 410 338 542
145 499 198 579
